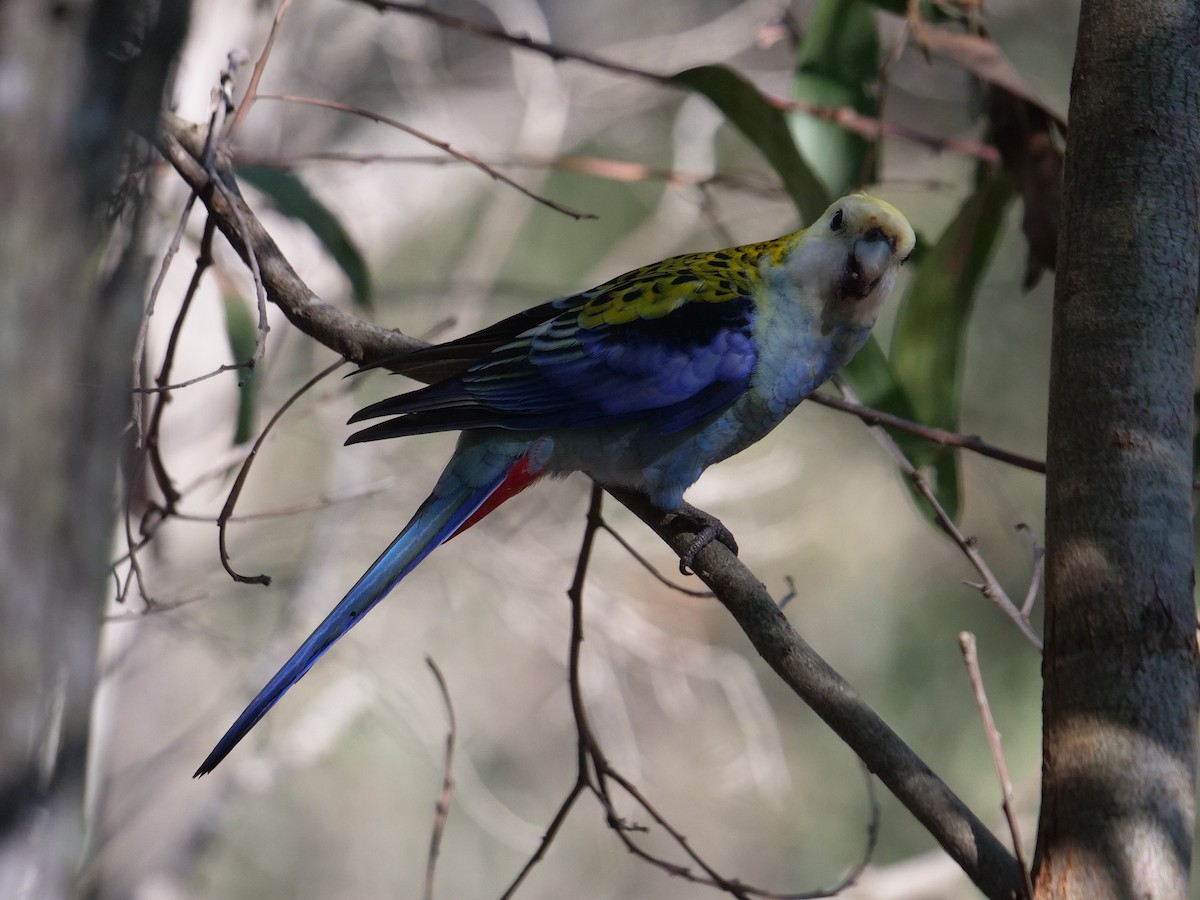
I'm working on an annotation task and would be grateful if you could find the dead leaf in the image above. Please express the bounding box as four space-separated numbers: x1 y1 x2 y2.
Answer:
987 84 1063 290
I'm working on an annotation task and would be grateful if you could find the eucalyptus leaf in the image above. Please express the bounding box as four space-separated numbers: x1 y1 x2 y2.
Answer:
887 168 1015 519
789 0 878 196
670 65 829 222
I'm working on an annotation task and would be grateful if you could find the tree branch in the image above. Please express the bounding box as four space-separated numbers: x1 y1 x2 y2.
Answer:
606 488 1023 900
156 112 421 367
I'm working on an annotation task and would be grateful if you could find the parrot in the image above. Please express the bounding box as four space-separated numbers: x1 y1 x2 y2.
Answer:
195 192 914 776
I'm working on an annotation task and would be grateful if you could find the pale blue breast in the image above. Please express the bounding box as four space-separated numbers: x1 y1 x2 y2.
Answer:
543 302 870 511
631 322 868 507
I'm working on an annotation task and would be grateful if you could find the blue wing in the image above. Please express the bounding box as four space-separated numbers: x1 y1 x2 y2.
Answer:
348 264 759 442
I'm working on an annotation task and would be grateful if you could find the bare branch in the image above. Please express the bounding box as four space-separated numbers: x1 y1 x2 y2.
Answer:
831 378 1043 650
809 390 1046 476
227 0 294 137
605 486 1025 900
216 358 347 585
958 633 1033 900
551 487 877 899
171 479 394 524
1014 524 1045 619
423 657 457 900
598 520 713 599
155 112 422 367
256 94 596 221
133 186 197 442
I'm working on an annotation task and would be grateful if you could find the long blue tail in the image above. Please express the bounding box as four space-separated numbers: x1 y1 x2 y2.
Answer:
195 441 531 776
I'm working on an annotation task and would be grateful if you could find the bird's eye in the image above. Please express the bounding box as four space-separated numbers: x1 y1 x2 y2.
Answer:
830 209 844 232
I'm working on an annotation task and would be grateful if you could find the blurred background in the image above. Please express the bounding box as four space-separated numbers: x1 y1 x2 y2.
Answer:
89 1 1079 897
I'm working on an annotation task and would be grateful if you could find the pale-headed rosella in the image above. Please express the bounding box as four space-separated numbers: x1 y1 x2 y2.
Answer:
195 193 915 776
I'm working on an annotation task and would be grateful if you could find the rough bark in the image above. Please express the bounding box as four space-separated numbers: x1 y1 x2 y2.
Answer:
0 3 188 897
1035 1 1200 896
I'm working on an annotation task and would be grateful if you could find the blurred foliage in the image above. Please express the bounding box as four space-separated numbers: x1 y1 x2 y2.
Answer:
789 0 879 196
670 64 829 221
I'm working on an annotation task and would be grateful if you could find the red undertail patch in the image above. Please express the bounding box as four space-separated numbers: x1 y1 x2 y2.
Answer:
450 454 543 539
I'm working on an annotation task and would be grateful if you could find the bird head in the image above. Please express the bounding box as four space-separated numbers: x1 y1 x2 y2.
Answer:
787 193 915 332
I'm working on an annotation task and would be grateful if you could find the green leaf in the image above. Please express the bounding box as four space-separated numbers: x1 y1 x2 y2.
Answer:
222 292 259 446
789 0 879 196
669 65 829 223
237 165 373 308
887 167 1016 519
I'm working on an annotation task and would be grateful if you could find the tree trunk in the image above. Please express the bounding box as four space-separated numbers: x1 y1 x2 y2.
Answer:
1035 1 1200 896
0 3 188 897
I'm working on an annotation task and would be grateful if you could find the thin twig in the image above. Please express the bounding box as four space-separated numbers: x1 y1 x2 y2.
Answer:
498 782 586 900
104 593 210 623
356 0 1000 164
143 198 220 511
595 765 751 898
498 487 608 899
256 94 596 221
217 358 347 584
809 390 1046 476
958 633 1034 900
360 0 671 80
423 657 457 900
776 575 797 610
117 486 152 605
236 149 785 198
171 479 394 524
1015 524 1045 619
564 489 750 898
120 211 222 605
227 0 293 137
108 370 366 590
133 188 197 442
132 363 249 393
832 378 1043 650
598 521 712 598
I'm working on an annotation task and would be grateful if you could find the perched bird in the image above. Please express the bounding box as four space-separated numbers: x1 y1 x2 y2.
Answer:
195 193 914 776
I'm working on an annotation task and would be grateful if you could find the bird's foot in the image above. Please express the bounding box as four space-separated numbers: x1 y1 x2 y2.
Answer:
675 502 738 576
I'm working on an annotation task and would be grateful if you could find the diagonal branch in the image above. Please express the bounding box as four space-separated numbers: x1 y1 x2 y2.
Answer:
257 94 595 221
155 112 422 367
605 487 1024 900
